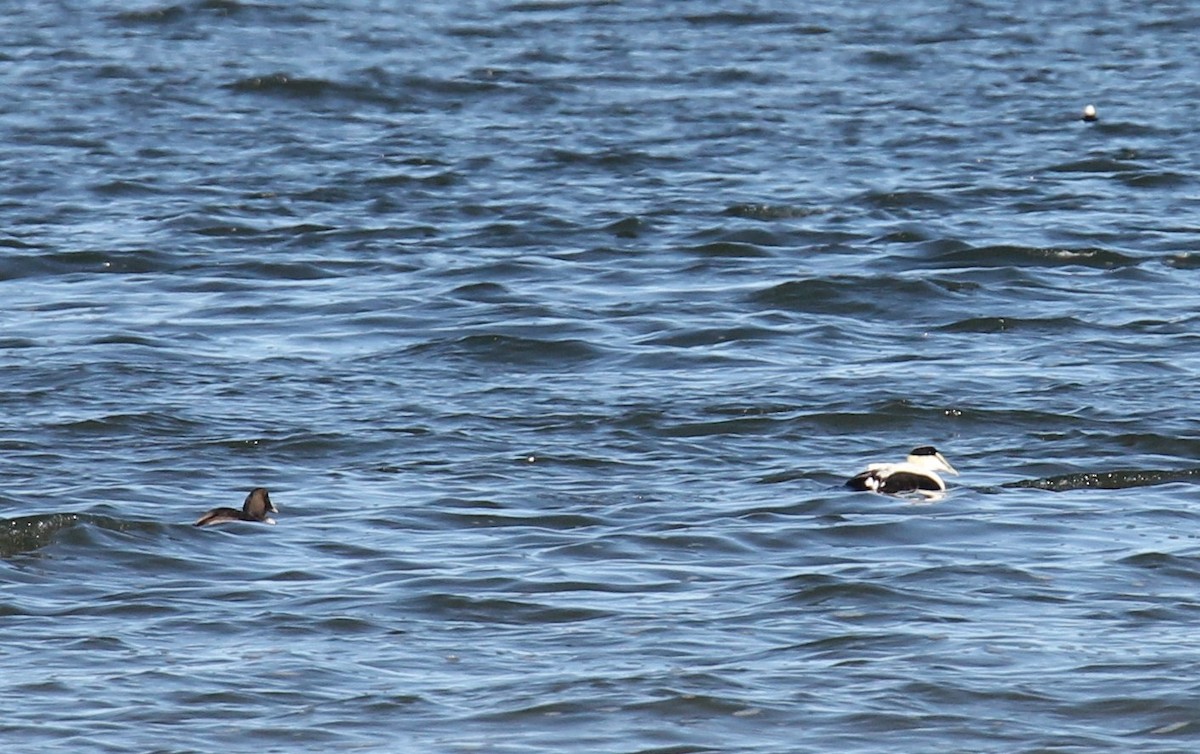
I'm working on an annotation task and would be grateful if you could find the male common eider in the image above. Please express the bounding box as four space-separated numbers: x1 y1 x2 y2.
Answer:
194 487 278 526
846 447 958 495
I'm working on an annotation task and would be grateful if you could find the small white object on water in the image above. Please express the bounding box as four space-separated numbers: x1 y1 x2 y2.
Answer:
1082 104 1098 122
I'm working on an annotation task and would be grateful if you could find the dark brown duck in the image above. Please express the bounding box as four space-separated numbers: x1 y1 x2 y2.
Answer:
194 488 278 526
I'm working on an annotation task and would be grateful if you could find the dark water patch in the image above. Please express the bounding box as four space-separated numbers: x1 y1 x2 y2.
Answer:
88 332 177 349
113 0 247 24
658 414 782 439
929 244 1140 269
1164 253 1200 269
860 48 922 70
0 513 84 558
624 690 770 724
688 225 790 249
1117 552 1200 582
55 412 202 437
429 333 608 368
1046 156 1139 174
415 593 612 625
447 23 516 40
786 629 925 663
503 0 614 13
938 315 1093 334
233 259 340 280
690 67 776 87
224 72 338 97
275 222 338 236
892 561 1054 595
871 226 935 245
0 512 160 560
749 276 956 318
1004 467 1200 491
637 324 784 349
1118 170 1192 189
374 70 509 100
682 10 801 27
545 147 683 173
0 248 176 279
858 188 959 212
511 453 640 474
188 222 267 238
781 400 965 434
0 236 43 251
756 469 837 485
364 170 462 189
723 203 826 221
446 281 516 303
685 240 771 259
89 178 165 197
784 573 909 607
230 430 350 456
223 72 402 108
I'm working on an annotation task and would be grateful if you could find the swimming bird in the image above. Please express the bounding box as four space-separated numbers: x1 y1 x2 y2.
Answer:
194 487 278 526
846 447 958 495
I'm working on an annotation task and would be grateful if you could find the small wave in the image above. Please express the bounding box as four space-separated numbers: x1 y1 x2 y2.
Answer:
1047 156 1136 174
684 241 772 259
859 188 958 211
749 276 953 316
603 216 645 238
723 203 826 221
0 249 177 280
446 281 514 303
544 147 682 171
931 244 1140 269
636 324 783 349
938 316 1091 334
112 0 244 24
0 513 84 558
225 72 338 97
55 412 201 436
1119 170 1191 189
223 72 402 108
414 592 611 625
683 11 801 27
0 513 163 559
1003 467 1200 492
427 333 607 367
1164 253 1200 269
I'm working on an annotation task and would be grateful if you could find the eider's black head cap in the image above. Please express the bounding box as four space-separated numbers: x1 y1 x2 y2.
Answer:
911 446 939 456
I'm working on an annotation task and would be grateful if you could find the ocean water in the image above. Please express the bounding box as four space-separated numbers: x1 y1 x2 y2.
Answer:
4 1 1200 751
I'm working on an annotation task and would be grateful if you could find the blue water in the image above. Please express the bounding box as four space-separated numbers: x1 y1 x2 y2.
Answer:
5 1 1200 751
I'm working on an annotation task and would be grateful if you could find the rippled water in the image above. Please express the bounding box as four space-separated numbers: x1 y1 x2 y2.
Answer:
5 1 1200 751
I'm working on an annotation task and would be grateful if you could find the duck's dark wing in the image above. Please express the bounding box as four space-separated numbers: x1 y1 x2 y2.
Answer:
194 507 244 526
877 471 943 493
846 471 880 491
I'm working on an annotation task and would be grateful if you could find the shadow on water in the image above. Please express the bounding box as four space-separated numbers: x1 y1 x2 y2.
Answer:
1002 467 1200 492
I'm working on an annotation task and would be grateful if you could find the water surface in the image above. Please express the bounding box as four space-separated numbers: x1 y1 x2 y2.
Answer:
4 1 1200 751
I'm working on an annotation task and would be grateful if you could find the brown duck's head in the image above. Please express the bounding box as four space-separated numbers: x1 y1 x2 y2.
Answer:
243 488 278 519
